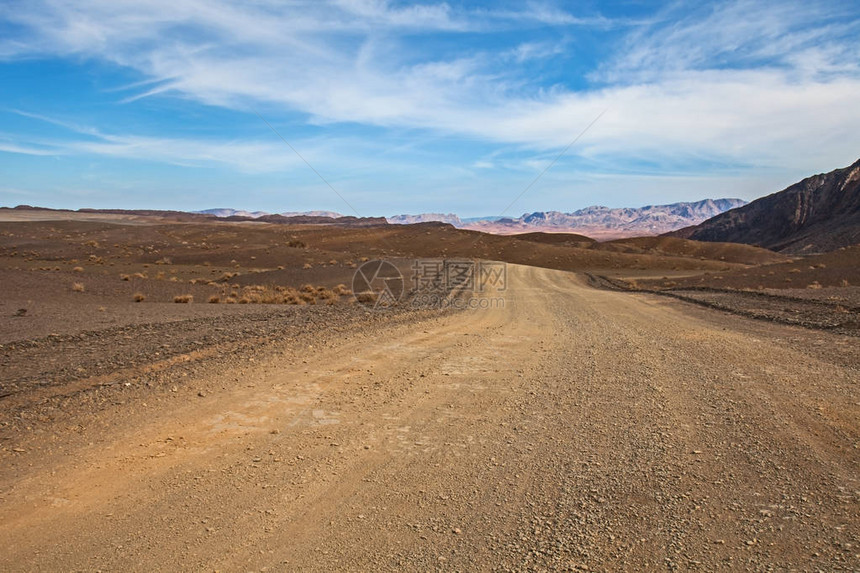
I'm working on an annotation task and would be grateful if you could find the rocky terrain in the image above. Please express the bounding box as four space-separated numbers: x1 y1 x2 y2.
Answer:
1 264 857 571
671 158 860 253
0 210 857 571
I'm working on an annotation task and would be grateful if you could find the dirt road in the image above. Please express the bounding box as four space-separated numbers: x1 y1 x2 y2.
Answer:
1 265 858 571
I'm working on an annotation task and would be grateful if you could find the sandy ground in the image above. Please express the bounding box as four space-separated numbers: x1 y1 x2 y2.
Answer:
0 265 858 571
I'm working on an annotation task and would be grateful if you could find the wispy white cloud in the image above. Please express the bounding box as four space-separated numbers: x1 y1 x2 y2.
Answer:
0 141 61 156
0 0 858 180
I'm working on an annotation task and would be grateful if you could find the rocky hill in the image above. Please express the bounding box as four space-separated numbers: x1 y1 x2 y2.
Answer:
670 159 860 253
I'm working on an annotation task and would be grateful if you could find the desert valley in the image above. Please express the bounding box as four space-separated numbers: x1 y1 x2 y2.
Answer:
1 159 858 570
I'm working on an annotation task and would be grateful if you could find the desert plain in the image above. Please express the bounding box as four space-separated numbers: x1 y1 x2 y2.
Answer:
0 209 857 571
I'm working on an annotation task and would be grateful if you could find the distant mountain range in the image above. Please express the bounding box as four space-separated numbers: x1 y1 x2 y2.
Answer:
387 213 462 225
386 199 746 239
199 199 747 240
670 159 860 253
197 208 344 219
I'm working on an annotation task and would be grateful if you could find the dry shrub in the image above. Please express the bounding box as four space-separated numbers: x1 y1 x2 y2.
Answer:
359 257 369 262
133 293 146 302
301 284 315 293
72 266 84 273
220 272 239 281
789 268 801 274
807 281 822 289
133 272 147 279
208 295 221 304
120 274 130 281
841 279 850 287
317 288 337 301
333 284 352 296
225 297 237 304
301 292 317 304
155 271 166 280
84 240 99 248
328 259 338 265
355 291 377 304
302 263 312 269
72 282 85 292
155 257 172 265
174 294 193 303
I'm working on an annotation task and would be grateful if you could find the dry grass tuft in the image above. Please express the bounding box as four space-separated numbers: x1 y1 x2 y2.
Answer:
355 291 377 304
133 293 146 302
72 282 85 292
208 295 221 304
72 266 84 273
120 274 130 281
806 281 822 289
173 294 193 303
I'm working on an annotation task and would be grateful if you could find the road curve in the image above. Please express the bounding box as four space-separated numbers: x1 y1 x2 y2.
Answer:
1 264 857 571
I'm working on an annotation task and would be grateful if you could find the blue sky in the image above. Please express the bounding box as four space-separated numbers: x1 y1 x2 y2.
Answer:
1 0 858 217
